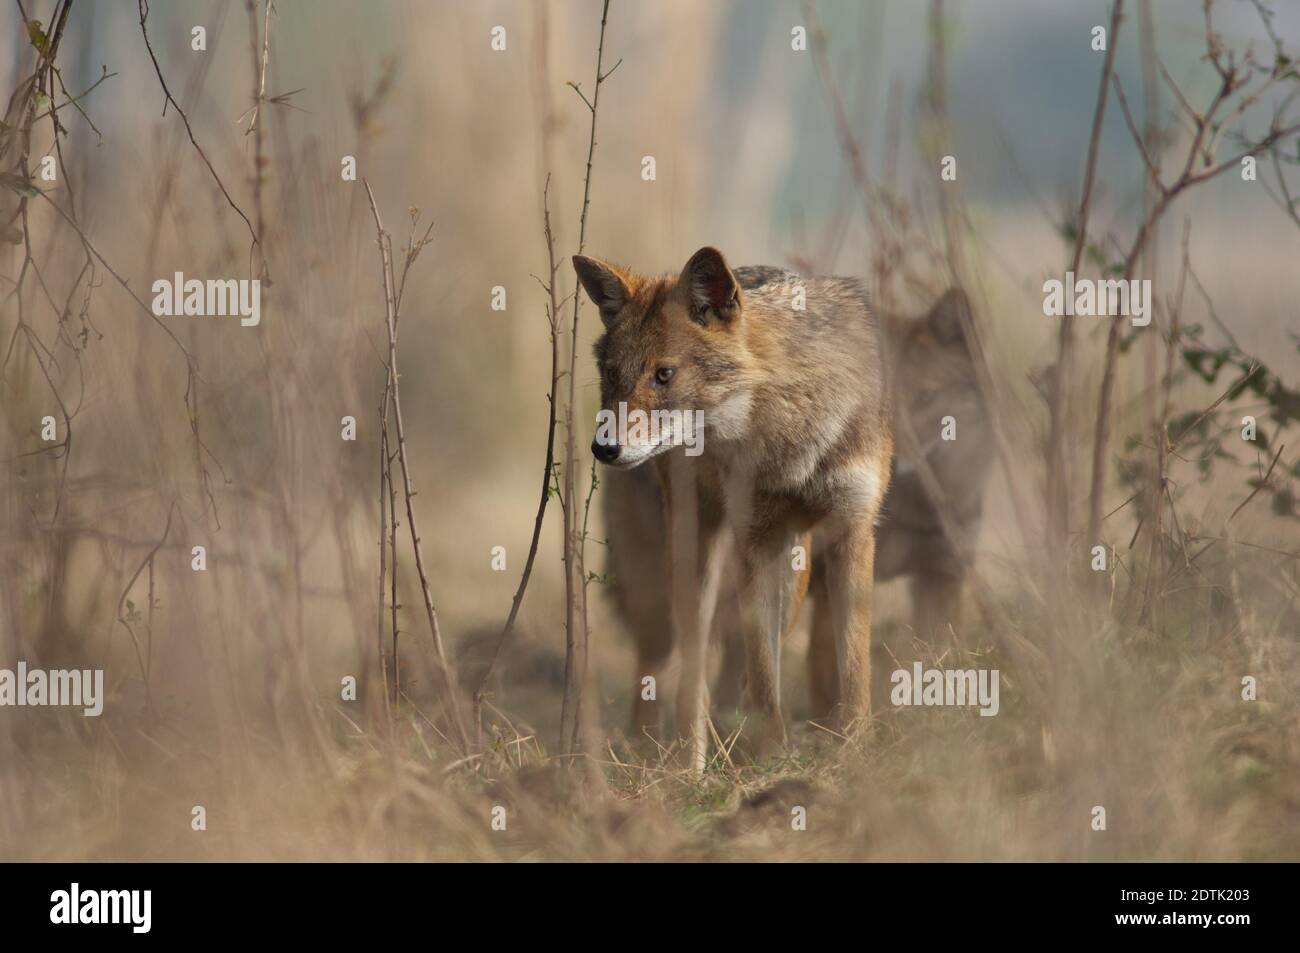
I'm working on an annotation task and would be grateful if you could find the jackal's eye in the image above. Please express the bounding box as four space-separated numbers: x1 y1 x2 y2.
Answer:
654 366 675 386
604 367 618 391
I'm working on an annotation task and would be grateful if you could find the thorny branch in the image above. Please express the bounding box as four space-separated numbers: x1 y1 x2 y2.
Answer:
472 175 563 745
113 501 175 715
1045 0 1124 557
559 0 615 762
138 0 265 279
1085 0 1300 548
363 179 470 753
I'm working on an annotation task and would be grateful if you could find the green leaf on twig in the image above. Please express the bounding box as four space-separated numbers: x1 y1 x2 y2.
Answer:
26 19 48 55
0 172 41 198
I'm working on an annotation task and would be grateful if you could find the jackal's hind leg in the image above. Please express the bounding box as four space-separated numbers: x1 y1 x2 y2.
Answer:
910 569 963 645
805 565 838 719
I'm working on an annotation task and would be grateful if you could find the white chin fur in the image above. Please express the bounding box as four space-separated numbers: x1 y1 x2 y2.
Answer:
609 439 671 469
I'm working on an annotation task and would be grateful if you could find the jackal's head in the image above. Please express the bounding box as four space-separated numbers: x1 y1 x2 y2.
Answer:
574 247 751 469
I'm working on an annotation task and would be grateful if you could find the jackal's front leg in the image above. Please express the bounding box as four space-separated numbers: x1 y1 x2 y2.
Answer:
660 453 718 775
737 528 799 756
823 520 876 728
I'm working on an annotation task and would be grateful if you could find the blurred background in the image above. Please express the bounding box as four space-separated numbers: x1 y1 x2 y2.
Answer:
1 0 1297 860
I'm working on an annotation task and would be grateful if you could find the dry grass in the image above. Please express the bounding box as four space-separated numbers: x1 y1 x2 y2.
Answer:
1 0 1298 862
9 556 1298 862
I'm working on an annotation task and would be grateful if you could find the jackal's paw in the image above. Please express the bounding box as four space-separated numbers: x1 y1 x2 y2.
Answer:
748 711 788 761
832 703 873 740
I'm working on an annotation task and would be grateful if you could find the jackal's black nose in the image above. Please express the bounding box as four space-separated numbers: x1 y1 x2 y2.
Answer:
591 436 620 463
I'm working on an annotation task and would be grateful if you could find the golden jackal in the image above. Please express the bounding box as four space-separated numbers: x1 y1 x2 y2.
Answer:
602 285 992 733
575 247 892 768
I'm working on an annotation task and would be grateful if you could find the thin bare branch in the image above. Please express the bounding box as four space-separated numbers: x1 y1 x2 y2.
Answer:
138 0 263 274
363 178 470 752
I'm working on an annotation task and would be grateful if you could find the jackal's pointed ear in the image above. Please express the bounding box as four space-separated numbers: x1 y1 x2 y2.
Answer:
682 246 741 323
925 287 973 348
573 255 630 325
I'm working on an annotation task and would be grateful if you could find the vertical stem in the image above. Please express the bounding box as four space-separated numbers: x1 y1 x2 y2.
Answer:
246 0 270 275
560 0 614 758
927 0 963 288
146 553 155 686
472 177 563 747
1045 0 1124 556
1137 0 1161 424
377 398 392 716
1139 221 1189 626
364 182 470 751
384 421 401 706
